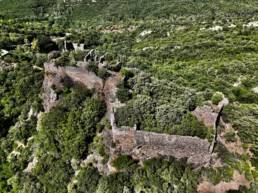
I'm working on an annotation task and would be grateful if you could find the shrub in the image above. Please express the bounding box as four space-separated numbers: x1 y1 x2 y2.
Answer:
173 113 210 139
224 131 237 142
87 62 98 74
35 53 47 66
116 84 131 103
83 30 102 48
72 50 87 61
73 167 100 193
112 155 137 170
121 68 134 78
211 92 224 105
232 87 258 103
55 52 71 66
37 35 58 53
98 68 109 80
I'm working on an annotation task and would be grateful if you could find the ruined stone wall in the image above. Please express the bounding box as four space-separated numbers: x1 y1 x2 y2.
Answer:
109 129 212 166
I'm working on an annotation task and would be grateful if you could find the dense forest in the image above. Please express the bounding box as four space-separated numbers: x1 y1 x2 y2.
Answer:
0 0 258 192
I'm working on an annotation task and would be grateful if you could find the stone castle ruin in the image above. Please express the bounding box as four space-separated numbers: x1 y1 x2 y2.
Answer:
43 50 221 168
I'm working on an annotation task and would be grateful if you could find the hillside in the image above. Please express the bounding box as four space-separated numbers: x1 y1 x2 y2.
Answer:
0 1 258 193
1 0 258 20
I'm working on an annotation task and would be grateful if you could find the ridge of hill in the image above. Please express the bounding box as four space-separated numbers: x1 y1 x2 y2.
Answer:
1 0 258 21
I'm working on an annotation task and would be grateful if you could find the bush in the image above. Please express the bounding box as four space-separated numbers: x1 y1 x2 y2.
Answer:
121 68 134 78
72 50 87 61
73 167 100 193
224 131 237 142
112 155 137 170
211 92 224 105
37 35 58 53
98 68 109 80
35 53 47 66
55 52 71 66
87 62 98 74
232 87 258 103
173 113 210 139
116 85 131 103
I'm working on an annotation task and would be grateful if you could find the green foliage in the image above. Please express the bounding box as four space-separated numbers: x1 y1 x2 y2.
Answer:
83 30 102 48
224 131 237 142
0 0 56 18
223 104 258 168
115 73 206 137
1 1 258 192
34 53 47 67
112 155 137 170
55 52 71 66
39 86 105 159
232 87 258 104
0 161 12 193
211 92 224 105
87 62 98 74
71 50 86 61
5 85 105 192
33 156 73 193
37 35 58 53
72 167 101 193
116 81 132 103
89 135 108 161
131 158 199 193
1 0 258 21
0 58 43 136
173 113 211 139
96 172 132 193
